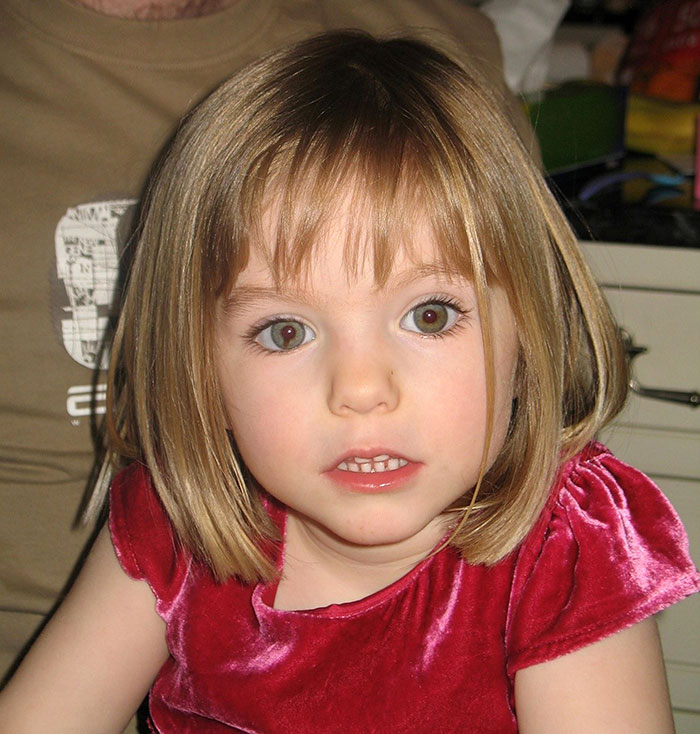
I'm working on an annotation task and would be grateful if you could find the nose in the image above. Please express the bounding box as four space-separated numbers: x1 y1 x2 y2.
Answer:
327 349 399 416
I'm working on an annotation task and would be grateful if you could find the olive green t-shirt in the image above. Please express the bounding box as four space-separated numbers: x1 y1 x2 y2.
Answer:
0 0 524 695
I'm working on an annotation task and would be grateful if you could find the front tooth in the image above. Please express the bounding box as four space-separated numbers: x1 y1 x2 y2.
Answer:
338 455 408 473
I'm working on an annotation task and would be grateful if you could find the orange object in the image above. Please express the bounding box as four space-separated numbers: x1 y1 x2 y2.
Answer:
618 0 700 103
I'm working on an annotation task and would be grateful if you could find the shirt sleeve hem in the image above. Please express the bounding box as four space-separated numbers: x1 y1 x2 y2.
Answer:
507 574 700 677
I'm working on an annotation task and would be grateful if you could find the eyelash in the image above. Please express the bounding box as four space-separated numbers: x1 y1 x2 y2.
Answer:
243 295 470 354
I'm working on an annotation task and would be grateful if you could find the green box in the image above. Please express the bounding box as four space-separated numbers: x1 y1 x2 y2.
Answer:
525 82 626 174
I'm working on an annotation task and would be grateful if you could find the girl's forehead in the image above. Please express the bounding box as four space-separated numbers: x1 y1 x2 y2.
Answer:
244 180 470 287
242 217 461 292
237 244 465 289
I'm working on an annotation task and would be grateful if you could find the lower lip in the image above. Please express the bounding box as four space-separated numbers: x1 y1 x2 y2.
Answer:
324 462 421 493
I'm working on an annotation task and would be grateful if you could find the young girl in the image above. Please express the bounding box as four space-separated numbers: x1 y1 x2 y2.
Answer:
1 31 698 734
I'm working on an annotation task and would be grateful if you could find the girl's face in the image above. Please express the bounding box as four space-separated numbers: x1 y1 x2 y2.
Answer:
215 198 519 563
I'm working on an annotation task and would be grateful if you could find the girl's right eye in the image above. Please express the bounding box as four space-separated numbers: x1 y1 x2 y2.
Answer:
254 319 316 352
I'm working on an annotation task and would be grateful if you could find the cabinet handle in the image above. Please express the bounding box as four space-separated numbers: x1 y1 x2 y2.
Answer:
628 379 700 407
621 330 700 409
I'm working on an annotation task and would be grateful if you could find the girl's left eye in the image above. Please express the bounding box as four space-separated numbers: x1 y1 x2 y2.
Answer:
400 300 463 335
255 319 315 352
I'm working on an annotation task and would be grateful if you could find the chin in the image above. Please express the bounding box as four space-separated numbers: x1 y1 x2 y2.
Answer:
329 514 444 551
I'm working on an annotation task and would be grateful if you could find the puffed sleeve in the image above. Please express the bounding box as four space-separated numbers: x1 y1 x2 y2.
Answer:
108 463 190 619
506 443 700 676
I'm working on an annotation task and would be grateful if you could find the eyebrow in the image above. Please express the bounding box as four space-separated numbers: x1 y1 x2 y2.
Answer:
221 285 317 314
391 263 464 288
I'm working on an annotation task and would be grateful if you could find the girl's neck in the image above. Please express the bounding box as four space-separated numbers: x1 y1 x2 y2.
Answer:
71 0 239 20
273 511 449 611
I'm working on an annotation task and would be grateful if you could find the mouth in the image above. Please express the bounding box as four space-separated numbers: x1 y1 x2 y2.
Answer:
326 451 420 493
336 454 409 473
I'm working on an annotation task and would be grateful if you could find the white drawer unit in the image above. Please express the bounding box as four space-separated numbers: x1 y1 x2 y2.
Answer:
581 241 700 734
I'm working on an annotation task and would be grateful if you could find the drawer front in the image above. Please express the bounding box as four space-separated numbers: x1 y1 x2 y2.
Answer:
599 425 699 480
580 242 700 292
672 710 700 734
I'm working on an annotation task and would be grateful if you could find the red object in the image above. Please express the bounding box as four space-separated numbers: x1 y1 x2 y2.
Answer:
695 115 700 202
618 0 700 102
109 444 700 732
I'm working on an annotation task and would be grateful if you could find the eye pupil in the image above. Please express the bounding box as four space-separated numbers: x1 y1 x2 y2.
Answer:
280 325 296 344
271 321 304 349
413 303 448 333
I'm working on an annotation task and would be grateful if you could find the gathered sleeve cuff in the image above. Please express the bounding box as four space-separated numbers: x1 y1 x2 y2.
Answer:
108 463 190 621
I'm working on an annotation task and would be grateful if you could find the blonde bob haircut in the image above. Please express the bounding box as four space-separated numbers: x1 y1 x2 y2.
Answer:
103 31 628 583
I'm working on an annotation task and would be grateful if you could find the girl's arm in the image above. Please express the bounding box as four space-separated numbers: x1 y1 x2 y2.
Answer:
0 526 169 733
515 617 675 733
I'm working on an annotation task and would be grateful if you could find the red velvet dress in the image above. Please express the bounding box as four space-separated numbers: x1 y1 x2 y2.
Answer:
109 443 700 733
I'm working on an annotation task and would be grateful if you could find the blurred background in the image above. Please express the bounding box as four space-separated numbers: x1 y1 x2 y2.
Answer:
479 0 700 244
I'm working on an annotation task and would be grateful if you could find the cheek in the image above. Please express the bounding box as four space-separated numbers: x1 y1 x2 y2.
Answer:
437 328 518 461
410 350 490 445
223 377 284 435
444 374 490 442
219 362 311 466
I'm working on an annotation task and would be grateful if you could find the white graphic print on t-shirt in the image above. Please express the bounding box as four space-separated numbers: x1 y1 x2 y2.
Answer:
52 199 137 420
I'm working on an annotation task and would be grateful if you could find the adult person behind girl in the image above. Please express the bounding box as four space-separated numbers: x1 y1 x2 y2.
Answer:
0 0 527 713
1 31 698 732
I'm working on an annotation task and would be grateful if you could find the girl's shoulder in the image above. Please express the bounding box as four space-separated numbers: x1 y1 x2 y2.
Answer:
505 442 700 675
532 441 690 551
